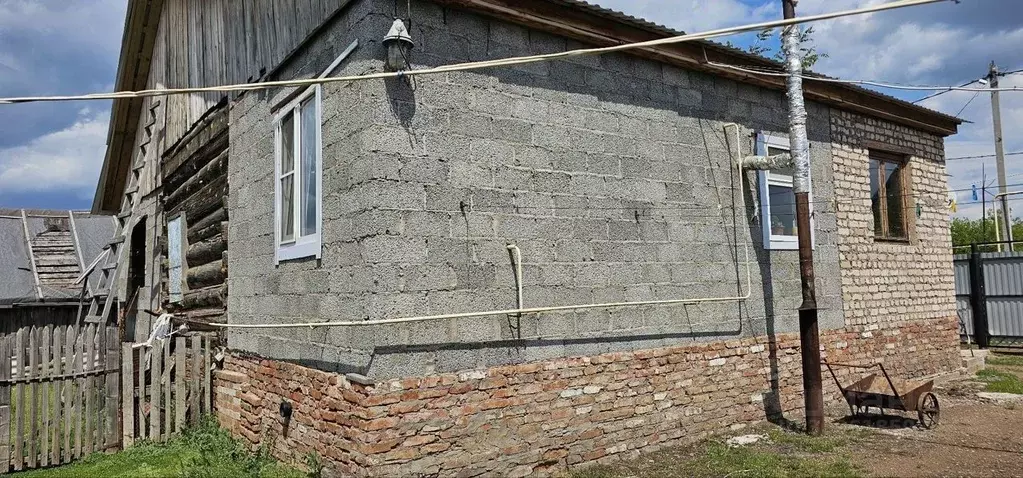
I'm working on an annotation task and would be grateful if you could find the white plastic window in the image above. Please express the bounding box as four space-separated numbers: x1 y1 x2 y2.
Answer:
757 132 813 250
274 86 323 263
167 215 184 302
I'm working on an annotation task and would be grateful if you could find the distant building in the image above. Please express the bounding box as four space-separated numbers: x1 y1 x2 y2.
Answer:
0 209 114 326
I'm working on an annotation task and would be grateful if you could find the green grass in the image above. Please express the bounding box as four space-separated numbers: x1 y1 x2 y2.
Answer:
986 353 1023 368
569 427 864 478
11 418 307 478
977 368 1023 394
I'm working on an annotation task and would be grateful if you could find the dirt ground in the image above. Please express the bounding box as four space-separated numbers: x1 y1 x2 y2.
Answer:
571 361 1023 478
849 393 1023 477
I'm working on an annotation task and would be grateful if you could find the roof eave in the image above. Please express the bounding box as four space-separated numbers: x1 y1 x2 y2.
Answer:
433 0 960 137
92 0 164 214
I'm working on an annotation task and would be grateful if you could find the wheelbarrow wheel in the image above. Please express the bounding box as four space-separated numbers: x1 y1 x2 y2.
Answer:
917 392 940 429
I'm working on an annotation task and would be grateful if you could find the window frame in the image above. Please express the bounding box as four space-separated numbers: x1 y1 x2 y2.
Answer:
756 132 814 251
273 85 323 264
167 213 186 303
869 149 910 242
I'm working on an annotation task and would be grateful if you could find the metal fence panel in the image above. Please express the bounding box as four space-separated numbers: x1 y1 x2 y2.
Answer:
954 251 1023 344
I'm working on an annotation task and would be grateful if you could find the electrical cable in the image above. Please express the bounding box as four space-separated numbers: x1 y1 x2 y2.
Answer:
947 151 1023 161
707 62 1022 94
953 90 981 118
912 79 986 103
0 0 953 105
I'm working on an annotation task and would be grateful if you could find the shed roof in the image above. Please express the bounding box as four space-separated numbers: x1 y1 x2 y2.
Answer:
0 209 115 306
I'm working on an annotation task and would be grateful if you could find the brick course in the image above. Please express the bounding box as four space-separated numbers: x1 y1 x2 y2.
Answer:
215 315 959 477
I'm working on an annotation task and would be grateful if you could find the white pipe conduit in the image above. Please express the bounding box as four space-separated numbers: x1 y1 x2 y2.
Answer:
506 244 524 312
210 125 755 329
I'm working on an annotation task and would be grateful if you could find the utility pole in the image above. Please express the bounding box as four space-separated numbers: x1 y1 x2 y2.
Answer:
989 62 1013 250
782 0 824 435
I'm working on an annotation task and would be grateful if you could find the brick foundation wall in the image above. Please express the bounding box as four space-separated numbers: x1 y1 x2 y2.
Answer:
214 316 959 477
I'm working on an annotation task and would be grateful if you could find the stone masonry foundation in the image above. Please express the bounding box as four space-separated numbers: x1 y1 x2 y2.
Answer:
214 316 959 477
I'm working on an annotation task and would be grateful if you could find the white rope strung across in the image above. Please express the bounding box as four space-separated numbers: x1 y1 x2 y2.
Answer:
0 0 952 105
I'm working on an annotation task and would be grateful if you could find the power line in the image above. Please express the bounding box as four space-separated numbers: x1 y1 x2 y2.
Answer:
707 62 1021 95
0 0 954 105
912 79 985 103
953 90 981 117
941 151 1023 162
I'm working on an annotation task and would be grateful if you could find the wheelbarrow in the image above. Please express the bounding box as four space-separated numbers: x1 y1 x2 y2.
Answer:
823 361 940 429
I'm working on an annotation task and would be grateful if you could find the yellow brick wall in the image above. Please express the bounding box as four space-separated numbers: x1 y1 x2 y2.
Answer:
830 110 956 326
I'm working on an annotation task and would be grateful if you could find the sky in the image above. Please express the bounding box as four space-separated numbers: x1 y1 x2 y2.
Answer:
0 0 1020 219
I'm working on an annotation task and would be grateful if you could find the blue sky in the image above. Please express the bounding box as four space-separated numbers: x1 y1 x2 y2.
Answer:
0 0 1020 219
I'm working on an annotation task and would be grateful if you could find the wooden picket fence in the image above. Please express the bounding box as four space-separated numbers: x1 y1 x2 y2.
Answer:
121 335 213 446
0 323 120 472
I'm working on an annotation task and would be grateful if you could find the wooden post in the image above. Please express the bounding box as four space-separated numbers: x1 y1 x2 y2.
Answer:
28 326 38 469
202 336 211 414
105 327 119 449
175 337 186 432
40 325 50 468
84 324 95 455
73 325 83 460
163 341 171 440
150 342 162 441
51 326 62 465
190 336 201 424
62 325 73 463
121 344 135 448
0 334 12 473
14 327 25 471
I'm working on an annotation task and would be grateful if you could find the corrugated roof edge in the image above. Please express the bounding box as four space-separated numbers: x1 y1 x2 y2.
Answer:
494 0 957 132
548 0 961 126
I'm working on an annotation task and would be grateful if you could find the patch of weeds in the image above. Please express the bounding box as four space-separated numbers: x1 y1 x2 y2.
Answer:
13 418 304 478
977 369 1023 394
568 428 864 478
568 464 622 478
683 442 862 478
986 354 1023 368
766 429 853 453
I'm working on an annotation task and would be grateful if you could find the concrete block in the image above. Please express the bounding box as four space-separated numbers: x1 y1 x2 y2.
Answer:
449 161 494 188
362 236 428 263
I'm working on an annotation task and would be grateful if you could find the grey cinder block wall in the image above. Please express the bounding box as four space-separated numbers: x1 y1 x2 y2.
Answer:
226 0 843 380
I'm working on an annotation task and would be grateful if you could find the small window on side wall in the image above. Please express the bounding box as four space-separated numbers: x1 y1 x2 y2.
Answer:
274 85 323 263
167 215 184 303
870 150 908 241
756 132 813 250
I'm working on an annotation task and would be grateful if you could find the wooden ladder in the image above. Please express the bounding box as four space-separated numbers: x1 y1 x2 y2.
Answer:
82 101 161 324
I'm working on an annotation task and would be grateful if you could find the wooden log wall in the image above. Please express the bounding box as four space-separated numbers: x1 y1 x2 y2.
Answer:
160 104 230 330
150 0 350 155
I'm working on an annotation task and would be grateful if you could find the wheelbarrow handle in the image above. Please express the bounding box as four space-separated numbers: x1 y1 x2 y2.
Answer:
820 361 901 397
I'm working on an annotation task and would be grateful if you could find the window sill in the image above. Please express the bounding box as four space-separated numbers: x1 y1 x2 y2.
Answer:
873 236 911 244
276 235 322 264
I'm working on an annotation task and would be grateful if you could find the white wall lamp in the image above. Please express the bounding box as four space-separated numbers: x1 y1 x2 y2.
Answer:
383 19 414 72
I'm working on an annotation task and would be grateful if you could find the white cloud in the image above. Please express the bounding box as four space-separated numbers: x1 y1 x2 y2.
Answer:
0 109 109 199
592 0 776 34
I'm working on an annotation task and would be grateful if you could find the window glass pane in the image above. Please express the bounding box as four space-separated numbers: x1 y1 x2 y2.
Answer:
280 113 295 174
300 98 318 237
769 184 797 236
167 217 182 302
885 161 905 237
870 159 882 236
281 176 295 242
767 146 789 157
